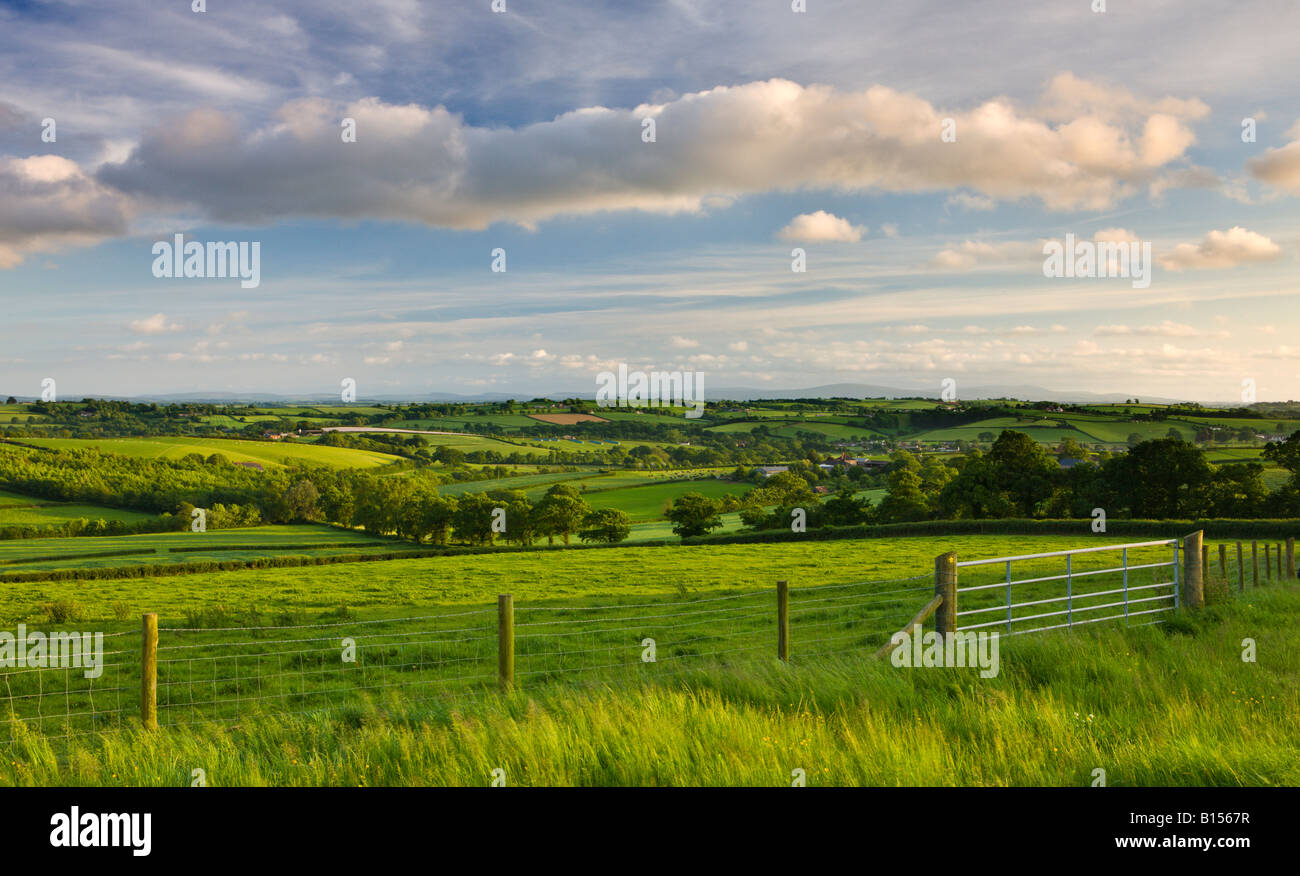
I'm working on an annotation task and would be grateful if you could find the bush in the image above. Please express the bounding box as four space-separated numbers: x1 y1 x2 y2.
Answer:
42 599 85 623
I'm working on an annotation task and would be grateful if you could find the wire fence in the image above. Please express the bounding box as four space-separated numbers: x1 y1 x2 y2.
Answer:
4 530 1291 744
0 630 136 745
0 574 930 742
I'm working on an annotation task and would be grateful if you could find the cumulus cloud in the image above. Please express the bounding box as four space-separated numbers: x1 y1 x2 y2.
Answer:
95 74 1209 234
1158 226 1283 271
1247 120 1300 194
777 210 865 243
0 155 132 268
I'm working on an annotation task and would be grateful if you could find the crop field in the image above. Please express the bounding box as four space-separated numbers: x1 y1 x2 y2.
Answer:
14 437 406 469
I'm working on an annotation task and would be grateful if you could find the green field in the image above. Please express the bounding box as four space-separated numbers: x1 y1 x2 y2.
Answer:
0 524 409 577
3 569 1296 787
15 437 405 469
0 531 1208 619
583 479 752 521
0 497 156 528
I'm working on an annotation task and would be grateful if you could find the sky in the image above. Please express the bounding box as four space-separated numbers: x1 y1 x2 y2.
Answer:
1 0 1299 402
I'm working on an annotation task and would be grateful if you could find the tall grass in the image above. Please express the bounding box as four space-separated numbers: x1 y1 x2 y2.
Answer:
4 585 1296 787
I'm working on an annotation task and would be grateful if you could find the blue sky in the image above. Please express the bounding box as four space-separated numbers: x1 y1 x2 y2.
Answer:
1 0 1299 400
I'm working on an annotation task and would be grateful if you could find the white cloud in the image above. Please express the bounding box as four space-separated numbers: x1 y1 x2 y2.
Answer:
1158 227 1283 271
97 75 1210 234
777 210 865 243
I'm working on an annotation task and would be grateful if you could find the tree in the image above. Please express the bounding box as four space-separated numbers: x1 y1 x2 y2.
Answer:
877 465 929 522
578 508 632 544
1107 437 1212 518
1263 430 1300 477
502 497 538 546
451 492 497 545
667 492 723 538
533 484 589 545
417 494 457 545
986 430 1059 516
281 480 321 522
1056 438 1086 461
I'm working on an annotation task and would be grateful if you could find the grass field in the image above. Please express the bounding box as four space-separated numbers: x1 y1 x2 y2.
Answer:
582 479 752 521
0 500 156 528
0 531 1222 619
15 437 406 469
3 580 1296 786
0 524 410 578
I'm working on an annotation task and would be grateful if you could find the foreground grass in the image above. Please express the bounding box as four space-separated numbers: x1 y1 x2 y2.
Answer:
5 586 1297 787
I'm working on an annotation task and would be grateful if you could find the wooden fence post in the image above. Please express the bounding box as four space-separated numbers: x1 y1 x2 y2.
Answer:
1218 544 1228 582
1236 542 1244 593
1183 531 1204 609
497 594 514 690
1201 545 1209 582
1252 541 1259 587
141 612 158 731
934 551 958 634
1288 537 1296 581
777 580 789 662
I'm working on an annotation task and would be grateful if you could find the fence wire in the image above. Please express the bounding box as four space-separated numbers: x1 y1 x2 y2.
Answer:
10 534 1277 743
1 575 930 740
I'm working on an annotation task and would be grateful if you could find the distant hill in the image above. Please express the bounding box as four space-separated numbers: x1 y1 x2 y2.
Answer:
4 384 1200 405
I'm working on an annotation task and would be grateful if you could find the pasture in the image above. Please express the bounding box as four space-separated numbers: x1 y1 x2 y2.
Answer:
15 437 406 469
2 551 1296 787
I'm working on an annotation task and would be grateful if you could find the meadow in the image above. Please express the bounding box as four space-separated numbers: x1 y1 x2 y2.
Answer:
0 529 1270 616
3 582 1296 786
16 437 405 469
0 524 411 580
582 478 752 521
0 490 156 528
